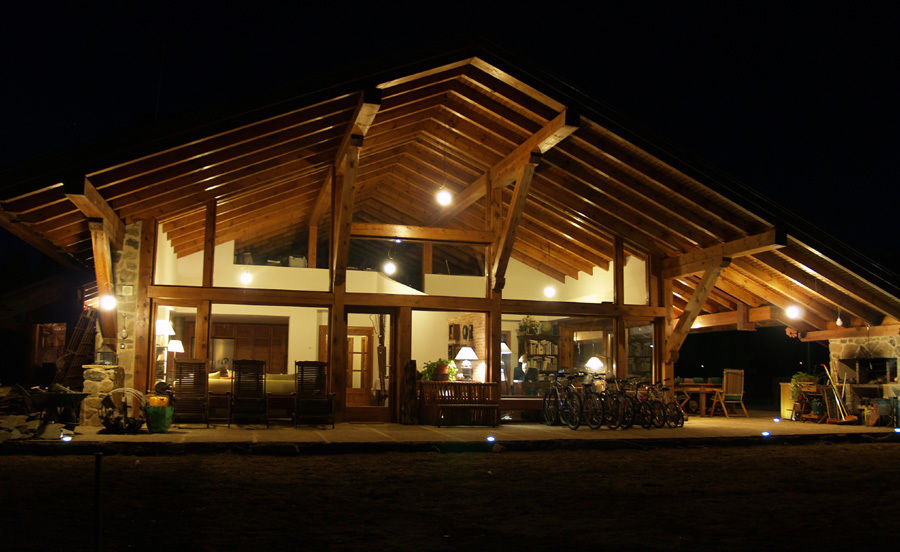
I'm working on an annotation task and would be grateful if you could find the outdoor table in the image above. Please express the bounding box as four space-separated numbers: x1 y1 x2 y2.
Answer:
675 383 722 417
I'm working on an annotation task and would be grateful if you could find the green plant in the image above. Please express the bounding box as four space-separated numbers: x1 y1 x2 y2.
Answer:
420 359 458 381
518 315 541 335
790 370 818 399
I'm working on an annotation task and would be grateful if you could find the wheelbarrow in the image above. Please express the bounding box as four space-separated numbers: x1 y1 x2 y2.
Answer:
15 384 89 430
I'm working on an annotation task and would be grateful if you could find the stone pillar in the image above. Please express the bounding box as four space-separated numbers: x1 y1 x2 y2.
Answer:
111 222 143 389
81 364 125 426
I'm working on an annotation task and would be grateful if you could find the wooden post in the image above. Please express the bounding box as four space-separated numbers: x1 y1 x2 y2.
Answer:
613 236 625 306
202 201 216 287
394 306 412 423
195 300 211 362
329 282 348 421
132 219 155 393
615 317 627 379
89 221 117 346
421 242 432 289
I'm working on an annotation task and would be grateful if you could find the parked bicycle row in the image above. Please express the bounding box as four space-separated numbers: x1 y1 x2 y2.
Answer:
541 371 686 430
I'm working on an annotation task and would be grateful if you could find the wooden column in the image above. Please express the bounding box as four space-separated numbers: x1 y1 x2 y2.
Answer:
421 242 432 288
132 219 156 393
488 289 502 384
195 300 211 362
202 200 216 287
329 283 348 421
615 317 627 379
89 221 117 346
613 236 625 306
394 306 412 423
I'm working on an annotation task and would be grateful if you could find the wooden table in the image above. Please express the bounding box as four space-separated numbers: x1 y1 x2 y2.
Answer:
675 383 722 417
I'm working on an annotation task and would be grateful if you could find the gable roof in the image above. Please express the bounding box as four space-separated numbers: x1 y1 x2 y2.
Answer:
1 44 898 334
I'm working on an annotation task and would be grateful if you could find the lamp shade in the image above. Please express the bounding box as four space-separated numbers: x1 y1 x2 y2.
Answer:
156 319 175 336
500 342 512 355
455 346 478 361
167 339 185 353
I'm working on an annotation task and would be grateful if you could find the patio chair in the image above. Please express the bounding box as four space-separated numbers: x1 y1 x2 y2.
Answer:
294 361 334 428
230 359 267 426
709 369 749 417
172 359 209 426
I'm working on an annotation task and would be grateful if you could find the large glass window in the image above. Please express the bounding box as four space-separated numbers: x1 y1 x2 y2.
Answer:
411 311 488 381
154 217 202 286
625 321 655 381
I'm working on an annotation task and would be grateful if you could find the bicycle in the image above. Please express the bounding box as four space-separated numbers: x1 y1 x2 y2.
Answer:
578 372 606 430
541 370 583 430
650 378 685 428
601 376 633 430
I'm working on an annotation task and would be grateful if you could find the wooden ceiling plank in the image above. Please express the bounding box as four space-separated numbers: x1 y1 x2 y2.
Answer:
719 266 829 329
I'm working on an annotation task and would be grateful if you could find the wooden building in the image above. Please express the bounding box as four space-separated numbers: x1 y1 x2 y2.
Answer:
2 49 898 422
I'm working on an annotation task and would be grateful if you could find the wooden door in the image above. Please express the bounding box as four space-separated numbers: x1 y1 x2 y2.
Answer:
346 328 374 406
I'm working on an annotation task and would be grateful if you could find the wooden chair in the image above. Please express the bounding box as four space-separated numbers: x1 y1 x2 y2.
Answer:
172 360 209 426
230 359 267 426
710 369 749 417
294 361 334 428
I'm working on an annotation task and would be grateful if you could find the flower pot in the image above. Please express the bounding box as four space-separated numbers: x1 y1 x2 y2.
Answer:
434 363 450 381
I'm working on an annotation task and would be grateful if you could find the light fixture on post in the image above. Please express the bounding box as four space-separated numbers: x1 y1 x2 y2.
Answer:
99 294 117 311
455 346 478 378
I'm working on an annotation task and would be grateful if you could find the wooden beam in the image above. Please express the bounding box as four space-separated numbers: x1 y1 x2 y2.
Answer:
613 236 625 305
331 147 359 288
661 229 786 279
665 258 728 363
501 299 666 318
429 109 578 225
202 201 216 287
350 223 493 244
421 242 432 285
801 324 900 342
0 206 88 273
65 176 126 249
308 168 333 268
195 300 211 362
149 285 332 307
491 156 539 291
88 221 117 344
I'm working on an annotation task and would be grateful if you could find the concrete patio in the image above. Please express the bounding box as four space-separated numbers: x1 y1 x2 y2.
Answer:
3 409 897 454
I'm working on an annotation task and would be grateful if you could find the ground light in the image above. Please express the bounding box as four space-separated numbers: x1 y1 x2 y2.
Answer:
761 431 771 437
895 428 900 433
486 435 496 443
773 418 781 423
61 435 72 442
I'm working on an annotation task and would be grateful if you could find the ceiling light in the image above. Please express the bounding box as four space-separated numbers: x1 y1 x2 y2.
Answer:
240 271 253 285
543 285 557 298
436 188 452 206
835 309 844 327
785 305 802 320
98 295 117 311
383 260 397 275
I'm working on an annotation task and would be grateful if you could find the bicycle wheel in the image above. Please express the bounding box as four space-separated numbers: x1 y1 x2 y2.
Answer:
605 393 622 429
542 388 559 426
620 396 635 429
639 401 653 429
584 392 604 430
562 389 582 430
665 402 684 428
650 400 666 428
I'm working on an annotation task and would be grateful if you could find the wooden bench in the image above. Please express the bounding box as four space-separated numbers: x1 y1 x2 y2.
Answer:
419 381 499 427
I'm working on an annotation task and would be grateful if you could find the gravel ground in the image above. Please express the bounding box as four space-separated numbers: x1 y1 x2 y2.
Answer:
1 442 897 551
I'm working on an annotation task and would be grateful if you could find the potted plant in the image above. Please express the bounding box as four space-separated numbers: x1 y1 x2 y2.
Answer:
518 315 541 335
790 370 818 399
421 359 458 381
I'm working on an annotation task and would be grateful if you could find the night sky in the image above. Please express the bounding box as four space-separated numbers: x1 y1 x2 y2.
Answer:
0 3 896 390
2 4 897 277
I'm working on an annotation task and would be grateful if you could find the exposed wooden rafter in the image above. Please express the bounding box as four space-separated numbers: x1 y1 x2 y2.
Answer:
665 257 729 363
65 177 126 249
491 154 539 291
661 228 786 279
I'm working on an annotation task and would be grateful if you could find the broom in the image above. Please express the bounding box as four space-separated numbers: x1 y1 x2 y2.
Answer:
822 363 857 424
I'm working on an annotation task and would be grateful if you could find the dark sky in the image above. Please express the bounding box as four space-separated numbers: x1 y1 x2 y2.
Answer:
2 3 898 275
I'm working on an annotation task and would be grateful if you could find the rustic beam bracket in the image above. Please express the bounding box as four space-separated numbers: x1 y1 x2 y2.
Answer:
65 176 126 249
661 229 785 279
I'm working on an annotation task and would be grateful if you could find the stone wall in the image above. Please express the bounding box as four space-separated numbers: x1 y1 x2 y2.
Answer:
81 365 125 426
111 221 143 389
828 334 900 377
